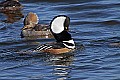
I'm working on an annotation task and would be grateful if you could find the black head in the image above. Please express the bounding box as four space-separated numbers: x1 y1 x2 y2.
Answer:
50 15 70 34
50 15 72 42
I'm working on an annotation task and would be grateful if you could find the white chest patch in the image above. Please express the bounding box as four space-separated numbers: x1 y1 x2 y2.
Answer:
51 17 66 34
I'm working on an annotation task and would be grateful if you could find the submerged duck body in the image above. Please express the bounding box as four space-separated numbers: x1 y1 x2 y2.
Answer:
0 0 22 12
21 12 52 38
33 15 75 54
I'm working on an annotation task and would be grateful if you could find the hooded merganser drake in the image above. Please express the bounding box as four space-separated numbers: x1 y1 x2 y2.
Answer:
21 12 52 38
0 0 22 12
33 15 75 54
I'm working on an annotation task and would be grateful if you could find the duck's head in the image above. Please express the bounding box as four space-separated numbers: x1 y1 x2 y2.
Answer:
50 15 75 49
50 15 70 34
22 12 39 30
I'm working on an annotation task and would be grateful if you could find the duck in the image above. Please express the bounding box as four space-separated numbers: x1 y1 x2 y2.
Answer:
21 12 52 38
0 0 22 12
33 15 75 54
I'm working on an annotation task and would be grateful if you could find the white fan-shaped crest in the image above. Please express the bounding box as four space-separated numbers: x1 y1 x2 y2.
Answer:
51 16 66 34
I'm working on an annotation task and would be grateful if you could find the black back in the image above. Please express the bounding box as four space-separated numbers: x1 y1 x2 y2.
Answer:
52 31 72 42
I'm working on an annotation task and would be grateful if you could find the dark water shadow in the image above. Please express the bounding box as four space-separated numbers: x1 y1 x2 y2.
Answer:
0 10 24 23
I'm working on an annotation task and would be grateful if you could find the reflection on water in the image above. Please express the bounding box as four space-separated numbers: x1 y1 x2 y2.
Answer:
1 10 24 23
46 53 74 80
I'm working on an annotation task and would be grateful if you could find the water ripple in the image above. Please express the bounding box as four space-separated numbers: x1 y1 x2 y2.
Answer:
0 0 120 79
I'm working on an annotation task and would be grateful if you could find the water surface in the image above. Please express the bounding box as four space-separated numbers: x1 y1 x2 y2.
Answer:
0 0 120 80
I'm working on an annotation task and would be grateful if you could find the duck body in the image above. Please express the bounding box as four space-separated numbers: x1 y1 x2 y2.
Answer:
21 24 52 37
35 42 73 54
33 15 75 54
0 0 22 12
21 12 52 38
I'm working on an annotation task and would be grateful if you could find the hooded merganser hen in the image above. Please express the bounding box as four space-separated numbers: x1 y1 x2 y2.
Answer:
21 12 52 38
33 15 75 54
0 0 22 12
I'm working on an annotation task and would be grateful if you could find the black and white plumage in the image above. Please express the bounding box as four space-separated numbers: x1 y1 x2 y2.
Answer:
34 15 75 54
35 42 65 51
50 15 75 49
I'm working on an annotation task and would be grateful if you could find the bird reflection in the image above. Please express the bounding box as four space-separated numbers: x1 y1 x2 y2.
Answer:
1 10 24 23
46 53 74 80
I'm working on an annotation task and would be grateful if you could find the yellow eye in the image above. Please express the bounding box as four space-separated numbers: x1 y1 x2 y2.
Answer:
65 27 69 31
65 27 68 30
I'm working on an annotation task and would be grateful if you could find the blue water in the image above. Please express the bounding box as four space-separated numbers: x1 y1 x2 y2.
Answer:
0 0 120 80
